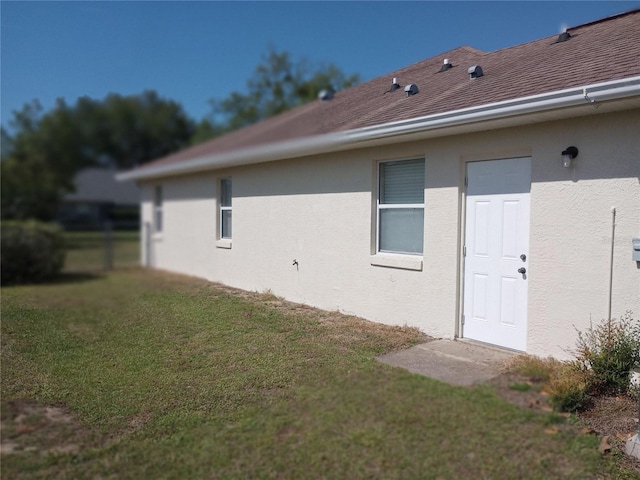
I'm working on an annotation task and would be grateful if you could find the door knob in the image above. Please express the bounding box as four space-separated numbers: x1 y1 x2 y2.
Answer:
520 254 526 261
518 267 526 274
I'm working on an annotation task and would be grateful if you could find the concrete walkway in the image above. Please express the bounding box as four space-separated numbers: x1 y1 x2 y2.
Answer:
377 339 516 386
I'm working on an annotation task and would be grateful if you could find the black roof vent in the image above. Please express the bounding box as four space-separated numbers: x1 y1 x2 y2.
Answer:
404 84 419 96
468 65 483 79
318 88 334 101
553 31 572 43
385 78 402 94
438 58 453 72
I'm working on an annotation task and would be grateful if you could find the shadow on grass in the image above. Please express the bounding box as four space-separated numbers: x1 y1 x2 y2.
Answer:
50 271 104 284
1 272 103 288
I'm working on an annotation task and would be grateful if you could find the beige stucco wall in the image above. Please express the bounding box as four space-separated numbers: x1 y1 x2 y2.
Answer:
139 109 639 359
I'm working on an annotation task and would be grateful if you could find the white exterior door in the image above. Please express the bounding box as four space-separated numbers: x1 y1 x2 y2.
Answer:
463 157 531 351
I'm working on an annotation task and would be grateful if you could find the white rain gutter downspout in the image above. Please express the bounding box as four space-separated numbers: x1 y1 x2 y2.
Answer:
117 76 640 182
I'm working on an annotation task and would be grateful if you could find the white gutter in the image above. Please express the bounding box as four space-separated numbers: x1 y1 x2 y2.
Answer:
117 76 640 182
117 131 352 181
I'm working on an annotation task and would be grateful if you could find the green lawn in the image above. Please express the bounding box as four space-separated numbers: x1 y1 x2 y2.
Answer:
1 269 633 479
63 230 140 271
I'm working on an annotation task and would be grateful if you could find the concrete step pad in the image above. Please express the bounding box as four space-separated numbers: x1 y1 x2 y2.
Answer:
377 339 516 386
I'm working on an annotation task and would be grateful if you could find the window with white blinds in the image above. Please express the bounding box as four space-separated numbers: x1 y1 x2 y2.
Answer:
220 178 232 239
154 185 163 233
378 159 424 255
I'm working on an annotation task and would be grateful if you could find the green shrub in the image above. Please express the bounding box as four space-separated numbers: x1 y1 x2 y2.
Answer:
508 315 639 412
573 312 640 395
1 221 66 285
547 363 590 412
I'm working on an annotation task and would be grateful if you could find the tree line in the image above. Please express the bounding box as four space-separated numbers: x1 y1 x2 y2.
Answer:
1 48 359 221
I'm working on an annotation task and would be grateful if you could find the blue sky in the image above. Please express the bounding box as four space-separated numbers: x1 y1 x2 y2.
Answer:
1 1 637 130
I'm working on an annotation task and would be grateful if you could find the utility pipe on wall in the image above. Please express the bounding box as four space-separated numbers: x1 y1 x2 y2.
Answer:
608 207 616 320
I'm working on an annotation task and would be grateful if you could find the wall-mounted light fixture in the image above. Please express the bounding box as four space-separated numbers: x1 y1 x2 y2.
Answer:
561 146 578 168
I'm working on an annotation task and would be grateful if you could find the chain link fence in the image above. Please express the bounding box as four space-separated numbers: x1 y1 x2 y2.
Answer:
63 225 140 272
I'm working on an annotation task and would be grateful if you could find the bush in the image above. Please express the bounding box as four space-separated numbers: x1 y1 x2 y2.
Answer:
508 314 639 412
546 363 590 412
573 312 640 395
1 221 66 285
510 355 590 412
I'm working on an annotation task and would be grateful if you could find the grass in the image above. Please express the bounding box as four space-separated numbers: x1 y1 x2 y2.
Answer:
63 230 139 272
1 269 634 479
509 355 561 383
509 382 535 392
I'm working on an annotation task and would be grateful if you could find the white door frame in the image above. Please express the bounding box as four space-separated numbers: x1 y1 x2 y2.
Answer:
460 157 531 351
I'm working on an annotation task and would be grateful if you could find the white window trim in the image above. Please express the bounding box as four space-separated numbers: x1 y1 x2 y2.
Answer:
216 238 232 249
370 253 423 271
375 158 425 257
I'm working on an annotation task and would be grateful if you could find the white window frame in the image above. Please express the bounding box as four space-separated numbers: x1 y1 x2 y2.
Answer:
153 185 163 234
219 177 232 240
376 158 425 256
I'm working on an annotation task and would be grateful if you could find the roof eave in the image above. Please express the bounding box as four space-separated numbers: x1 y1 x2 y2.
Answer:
117 76 640 182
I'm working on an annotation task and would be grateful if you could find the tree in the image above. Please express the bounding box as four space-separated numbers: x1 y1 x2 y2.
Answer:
1 92 194 221
1 99 80 220
190 118 227 146
200 48 360 141
98 91 195 169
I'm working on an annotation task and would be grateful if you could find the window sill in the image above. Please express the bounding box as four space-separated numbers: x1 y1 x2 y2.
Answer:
370 254 423 271
216 239 232 249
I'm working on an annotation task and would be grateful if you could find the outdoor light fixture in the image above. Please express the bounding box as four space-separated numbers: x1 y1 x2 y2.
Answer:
561 146 578 168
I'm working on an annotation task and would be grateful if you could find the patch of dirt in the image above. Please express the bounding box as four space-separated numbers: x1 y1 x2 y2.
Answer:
0 399 94 456
580 395 639 439
1 399 158 459
487 372 556 412
580 395 640 474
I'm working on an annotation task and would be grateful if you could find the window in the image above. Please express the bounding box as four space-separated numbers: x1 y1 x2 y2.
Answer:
220 178 232 239
154 185 163 233
377 158 424 255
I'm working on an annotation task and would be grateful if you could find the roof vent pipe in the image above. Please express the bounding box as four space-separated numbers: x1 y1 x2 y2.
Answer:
468 65 483 79
438 58 453 72
404 84 419 96
390 77 401 92
554 31 572 43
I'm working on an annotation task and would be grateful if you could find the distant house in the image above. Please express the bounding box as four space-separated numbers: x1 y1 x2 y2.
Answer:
59 167 139 230
118 10 640 359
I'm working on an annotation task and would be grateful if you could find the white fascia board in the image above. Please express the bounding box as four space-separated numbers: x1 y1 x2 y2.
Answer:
116 132 352 181
117 76 640 182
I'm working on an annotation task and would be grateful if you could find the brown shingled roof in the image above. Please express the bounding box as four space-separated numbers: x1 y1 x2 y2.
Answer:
133 9 640 174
